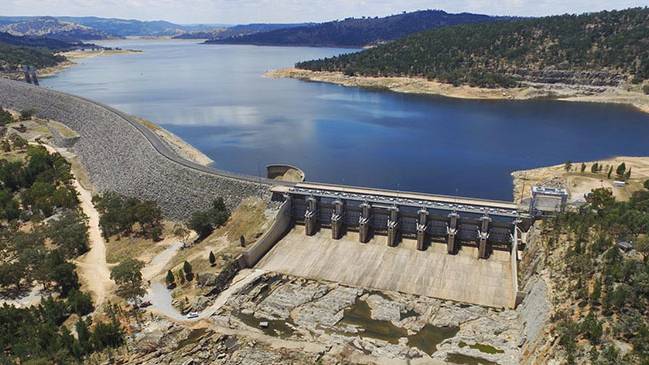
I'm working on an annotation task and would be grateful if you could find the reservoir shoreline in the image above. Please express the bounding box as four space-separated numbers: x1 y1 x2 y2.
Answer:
266 68 649 114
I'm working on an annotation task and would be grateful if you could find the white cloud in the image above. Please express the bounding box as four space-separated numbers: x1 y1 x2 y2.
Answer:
1 0 646 24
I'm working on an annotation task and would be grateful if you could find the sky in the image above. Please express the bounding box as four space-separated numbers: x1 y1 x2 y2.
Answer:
1 0 647 24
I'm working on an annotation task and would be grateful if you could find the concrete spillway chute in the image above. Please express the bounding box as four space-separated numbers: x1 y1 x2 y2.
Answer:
446 211 460 254
387 205 399 247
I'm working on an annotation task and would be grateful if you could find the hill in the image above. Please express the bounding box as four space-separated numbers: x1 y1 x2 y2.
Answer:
206 10 505 47
175 23 313 40
56 16 189 37
0 42 65 71
0 17 109 42
296 8 649 88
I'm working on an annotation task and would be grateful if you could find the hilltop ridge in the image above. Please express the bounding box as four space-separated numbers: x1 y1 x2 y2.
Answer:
296 7 649 88
206 10 507 48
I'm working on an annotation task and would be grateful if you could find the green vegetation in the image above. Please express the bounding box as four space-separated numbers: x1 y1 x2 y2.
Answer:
548 184 649 364
0 42 65 69
0 300 123 363
93 192 163 240
0 139 124 363
110 258 146 306
298 8 649 88
188 197 230 239
0 107 12 126
208 10 503 48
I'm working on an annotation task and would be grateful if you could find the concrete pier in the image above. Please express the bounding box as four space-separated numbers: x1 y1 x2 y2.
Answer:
331 199 344 240
447 212 459 254
387 206 399 247
359 202 371 243
304 196 318 236
416 208 428 251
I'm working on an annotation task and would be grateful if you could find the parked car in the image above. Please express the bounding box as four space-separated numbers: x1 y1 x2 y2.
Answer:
187 312 199 319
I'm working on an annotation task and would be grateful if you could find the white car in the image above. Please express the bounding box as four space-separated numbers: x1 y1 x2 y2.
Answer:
186 312 199 319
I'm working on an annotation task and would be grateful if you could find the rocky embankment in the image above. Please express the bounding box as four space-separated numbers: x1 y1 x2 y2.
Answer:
267 68 649 114
0 78 269 219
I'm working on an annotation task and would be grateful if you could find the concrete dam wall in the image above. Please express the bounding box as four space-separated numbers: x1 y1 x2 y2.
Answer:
0 78 269 220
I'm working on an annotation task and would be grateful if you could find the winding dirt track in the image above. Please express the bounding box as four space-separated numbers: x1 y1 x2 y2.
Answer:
73 178 114 306
42 144 114 307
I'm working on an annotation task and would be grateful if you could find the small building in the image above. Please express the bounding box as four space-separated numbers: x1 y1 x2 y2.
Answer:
529 186 568 216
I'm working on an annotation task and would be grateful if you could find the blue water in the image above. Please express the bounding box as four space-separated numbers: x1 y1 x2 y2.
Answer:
42 39 649 200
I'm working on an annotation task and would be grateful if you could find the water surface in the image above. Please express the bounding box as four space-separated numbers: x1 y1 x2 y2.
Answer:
42 39 649 200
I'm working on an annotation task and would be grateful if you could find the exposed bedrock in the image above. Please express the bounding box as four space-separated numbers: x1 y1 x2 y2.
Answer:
0 78 270 220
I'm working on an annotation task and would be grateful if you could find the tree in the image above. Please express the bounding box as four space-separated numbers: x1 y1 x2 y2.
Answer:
209 251 216 267
165 270 175 288
19 109 34 121
91 320 124 351
564 161 573 171
581 163 587 173
189 210 213 238
67 289 94 316
607 166 613 179
580 312 603 343
616 163 626 178
636 237 649 263
48 212 89 259
644 180 649 190
0 107 13 126
110 259 146 306
183 261 193 281
75 319 93 356
177 269 185 284
240 235 246 247
624 168 632 181
586 188 615 212
591 163 599 174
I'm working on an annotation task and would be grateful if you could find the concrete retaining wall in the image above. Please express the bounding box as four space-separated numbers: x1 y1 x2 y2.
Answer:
241 199 292 268
0 78 270 220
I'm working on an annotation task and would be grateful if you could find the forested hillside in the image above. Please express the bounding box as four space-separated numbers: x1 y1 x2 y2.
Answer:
207 10 505 47
297 8 649 88
0 42 65 70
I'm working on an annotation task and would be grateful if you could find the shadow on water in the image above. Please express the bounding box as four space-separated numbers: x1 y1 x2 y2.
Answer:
340 299 459 354
446 353 498 365
237 311 295 339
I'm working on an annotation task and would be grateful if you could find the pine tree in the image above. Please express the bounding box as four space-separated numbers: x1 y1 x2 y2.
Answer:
165 270 175 287
581 163 587 173
209 251 216 267
591 163 598 174
616 163 626 178
183 261 192 281
607 166 613 179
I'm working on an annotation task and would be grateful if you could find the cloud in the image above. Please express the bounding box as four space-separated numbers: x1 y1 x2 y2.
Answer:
1 0 646 24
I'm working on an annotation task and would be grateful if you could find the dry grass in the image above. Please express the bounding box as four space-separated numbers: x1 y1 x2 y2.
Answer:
513 156 649 204
165 198 275 300
48 120 79 138
105 222 176 264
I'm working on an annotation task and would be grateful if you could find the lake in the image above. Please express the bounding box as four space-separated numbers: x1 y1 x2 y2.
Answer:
41 39 649 201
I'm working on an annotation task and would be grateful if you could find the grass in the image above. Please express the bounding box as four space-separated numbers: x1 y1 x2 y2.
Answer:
164 198 274 303
48 121 79 138
105 222 176 264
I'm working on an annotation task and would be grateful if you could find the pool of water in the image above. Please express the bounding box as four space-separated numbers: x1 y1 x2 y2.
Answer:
41 39 649 200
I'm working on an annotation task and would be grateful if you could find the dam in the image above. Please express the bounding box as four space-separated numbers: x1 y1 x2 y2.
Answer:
0 77 542 309
245 182 532 308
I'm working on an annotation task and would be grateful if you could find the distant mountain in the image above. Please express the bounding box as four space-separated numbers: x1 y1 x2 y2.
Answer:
0 17 109 42
205 10 508 47
175 23 313 40
296 7 649 88
56 16 189 37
